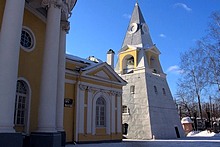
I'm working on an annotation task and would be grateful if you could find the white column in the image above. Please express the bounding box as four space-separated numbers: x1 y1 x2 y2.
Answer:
56 21 69 131
37 2 61 132
111 92 116 133
117 93 122 133
0 0 25 133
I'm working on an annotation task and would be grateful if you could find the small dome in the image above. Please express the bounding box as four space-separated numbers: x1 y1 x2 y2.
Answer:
181 117 193 124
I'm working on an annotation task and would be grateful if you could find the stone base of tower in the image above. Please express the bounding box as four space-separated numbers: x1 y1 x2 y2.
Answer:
149 106 184 139
121 72 153 140
30 132 61 147
0 133 23 147
121 72 184 140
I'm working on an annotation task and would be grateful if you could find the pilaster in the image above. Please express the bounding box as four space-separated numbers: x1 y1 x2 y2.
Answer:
110 91 116 133
78 84 87 134
116 93 122 133
87 87 95 134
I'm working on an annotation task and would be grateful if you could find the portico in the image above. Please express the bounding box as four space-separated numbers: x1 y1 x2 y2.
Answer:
0 0 77 147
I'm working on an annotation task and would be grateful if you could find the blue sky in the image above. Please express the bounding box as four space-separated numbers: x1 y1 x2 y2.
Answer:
66 0 220 96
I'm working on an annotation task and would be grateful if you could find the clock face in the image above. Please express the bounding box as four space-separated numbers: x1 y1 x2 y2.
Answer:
128 23 138 34
142 23 149 33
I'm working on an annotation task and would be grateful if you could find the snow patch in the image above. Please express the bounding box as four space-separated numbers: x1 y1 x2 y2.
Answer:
187 130 216 137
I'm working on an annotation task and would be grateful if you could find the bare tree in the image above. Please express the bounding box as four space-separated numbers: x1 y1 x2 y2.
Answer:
201 11 220 92
178 47 208 120
176 11 220 122
175 87 196 118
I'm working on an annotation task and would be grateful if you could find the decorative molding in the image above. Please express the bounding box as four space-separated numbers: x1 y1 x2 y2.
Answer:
41 0 62 9
79 84 87 91
87 86 96 93
79 84 122 98
61 21 70 33
61 1 71 19
110 91 117 96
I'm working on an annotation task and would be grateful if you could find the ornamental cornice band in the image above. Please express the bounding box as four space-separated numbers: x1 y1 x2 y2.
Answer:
61 21 70 33
79 84 122 96
79 84 87 91
41 0 62 9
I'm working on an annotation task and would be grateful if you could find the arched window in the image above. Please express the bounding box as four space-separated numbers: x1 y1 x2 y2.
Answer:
14 80 28 125
150 56 159 74
122 55 134 74
154 86 158 94
96 97 106 127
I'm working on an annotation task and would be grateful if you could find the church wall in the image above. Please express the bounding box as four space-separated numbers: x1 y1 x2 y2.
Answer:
75 82 122 142
17 8 46 133
64 82 76 142
64 64 123 143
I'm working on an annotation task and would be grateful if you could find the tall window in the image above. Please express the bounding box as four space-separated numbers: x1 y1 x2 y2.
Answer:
162 88 166 96
14 80 28 125
154 86 158 94
130 85 135 94
96 97 106 127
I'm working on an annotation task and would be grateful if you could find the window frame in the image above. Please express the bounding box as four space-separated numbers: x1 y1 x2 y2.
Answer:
14 80 28 126
96 97 106 128
154 86 158 94
122 105 130 114
162 88 166 96
20 26 36 52
130 85 135 94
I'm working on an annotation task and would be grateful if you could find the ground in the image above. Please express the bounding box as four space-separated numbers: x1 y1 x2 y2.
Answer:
66 131 220 147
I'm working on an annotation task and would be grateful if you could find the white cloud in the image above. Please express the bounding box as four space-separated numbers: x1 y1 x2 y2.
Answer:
123 13 131 19
174 3 192 12
159 33 166 38
166 65 184 74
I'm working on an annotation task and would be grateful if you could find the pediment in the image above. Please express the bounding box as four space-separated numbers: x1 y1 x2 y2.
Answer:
81 63 126 85
94 70 111 80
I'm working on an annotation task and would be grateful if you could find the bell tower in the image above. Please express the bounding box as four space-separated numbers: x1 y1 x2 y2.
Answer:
115 3 184 139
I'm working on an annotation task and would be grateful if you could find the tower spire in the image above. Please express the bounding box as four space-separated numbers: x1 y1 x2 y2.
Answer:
120 2 154 49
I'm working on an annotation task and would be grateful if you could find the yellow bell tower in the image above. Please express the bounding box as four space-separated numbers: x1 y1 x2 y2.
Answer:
115 3 163 76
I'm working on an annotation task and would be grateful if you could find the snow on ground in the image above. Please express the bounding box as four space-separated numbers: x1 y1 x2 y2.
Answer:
67 131 220 147
187 130 219 137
